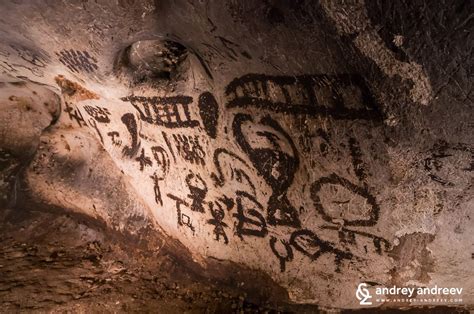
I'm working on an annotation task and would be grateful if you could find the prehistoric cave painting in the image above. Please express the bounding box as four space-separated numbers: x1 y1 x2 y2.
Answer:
88 72 390 274
150 172 164 206
233 113 301 228
83 105 111 123
121 95 200 129
0 49 45 76
149 146 170 207
167 194 196 235
210 148 257 197
424 141 473 187
10 44 49 68
0 60 16 74
316 129 331 158
135 148 152 171
161 131 176 163
56 49 98 73
120 113 141 158
64 101 86 127
180 213 196 235
139 132 152 141
297 127 335 168
290 229 353 272
87 118 104 144
348 137 368 182
107 131 122 146
198 92 219 139
217 36 240 61
207 200 231 244
0 44 49 77
269 236 293 272
225 74 382 121
151 146 170 176
321 225 390 255
233 191 268 239
185 172 207 213
310 174 380 226
305 133 389 257
172 134 205 165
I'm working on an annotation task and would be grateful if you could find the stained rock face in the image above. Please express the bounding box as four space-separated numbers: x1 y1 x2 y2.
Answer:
0 0 472 311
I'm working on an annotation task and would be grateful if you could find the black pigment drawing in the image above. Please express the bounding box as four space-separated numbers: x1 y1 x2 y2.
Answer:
290 229 353 271
207 200 229 244
88 118 104 144
56 49 98 73
107 131 122 146
210 148 256 196
121 113 140 158
151 146 170 176
198 91 219 138
424 141 474 187
135 148 152 171
233 113 301 228
310 173 380 227
173 134 205 165
150 172 164 206
269 236 293 272
83 105 111 123
121 95 199 129
225 73 382 121
167 194 195 234
11 44 49 68
321 225 390 255
185 172 207 213
233 191 268 239
64 102 86 127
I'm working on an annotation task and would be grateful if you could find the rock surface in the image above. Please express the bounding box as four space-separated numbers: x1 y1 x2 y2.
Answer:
0 0 472 311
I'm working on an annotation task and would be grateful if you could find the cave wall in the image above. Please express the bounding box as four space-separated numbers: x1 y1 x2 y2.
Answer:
0 0 472 309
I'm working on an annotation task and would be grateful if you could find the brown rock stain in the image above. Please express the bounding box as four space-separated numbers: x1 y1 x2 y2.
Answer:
389 232 435 286
54 75 100 101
